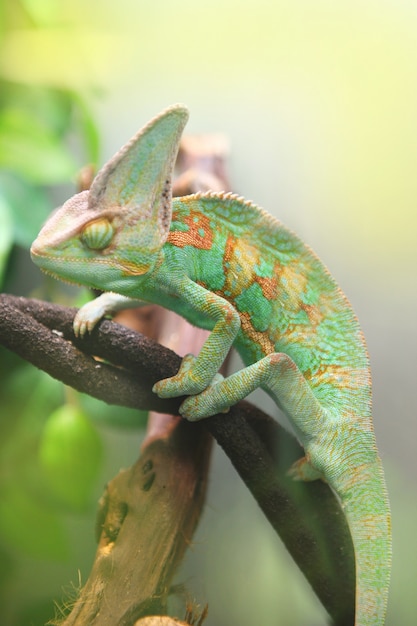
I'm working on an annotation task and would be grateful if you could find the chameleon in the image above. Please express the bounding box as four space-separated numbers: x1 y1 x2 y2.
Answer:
30 104 391 625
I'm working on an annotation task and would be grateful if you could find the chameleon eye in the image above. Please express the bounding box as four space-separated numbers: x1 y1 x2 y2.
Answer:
81 218 114 250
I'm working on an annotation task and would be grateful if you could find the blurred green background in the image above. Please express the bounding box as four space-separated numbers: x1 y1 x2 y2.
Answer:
0 0 416 624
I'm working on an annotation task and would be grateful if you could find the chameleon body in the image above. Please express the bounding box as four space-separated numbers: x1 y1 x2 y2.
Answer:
31 105 391 625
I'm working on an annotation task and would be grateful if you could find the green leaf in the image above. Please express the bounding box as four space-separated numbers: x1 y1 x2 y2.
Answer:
39 404 103 511
0 107 78 184
0 171 51 247
71 91 101 164
0 191 13 285
0 484 68 559
80 392 148 429
0 82 73 139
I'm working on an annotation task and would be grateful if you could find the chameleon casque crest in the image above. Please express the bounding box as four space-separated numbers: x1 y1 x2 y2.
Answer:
31 104 391 625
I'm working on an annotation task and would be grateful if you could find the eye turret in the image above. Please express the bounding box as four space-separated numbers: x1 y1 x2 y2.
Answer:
81 219 114 250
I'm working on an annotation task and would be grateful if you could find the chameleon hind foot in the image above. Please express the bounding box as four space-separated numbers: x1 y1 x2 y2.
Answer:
153 354 222 398
178 373 230 421
288 456 324 482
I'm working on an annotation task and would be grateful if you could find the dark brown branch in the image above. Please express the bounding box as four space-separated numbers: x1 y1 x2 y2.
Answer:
0 295 180 412
0 294 355 624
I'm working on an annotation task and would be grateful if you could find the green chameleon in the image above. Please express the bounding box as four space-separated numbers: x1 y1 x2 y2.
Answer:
31 104 391 625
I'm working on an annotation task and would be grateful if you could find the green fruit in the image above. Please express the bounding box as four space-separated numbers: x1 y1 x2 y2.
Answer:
39 404 103 511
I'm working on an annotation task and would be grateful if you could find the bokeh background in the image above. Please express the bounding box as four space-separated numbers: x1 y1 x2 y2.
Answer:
0 0 416 624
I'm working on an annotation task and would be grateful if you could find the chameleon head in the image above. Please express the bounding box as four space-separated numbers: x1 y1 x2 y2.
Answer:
30 190 158 293
31 104 190 294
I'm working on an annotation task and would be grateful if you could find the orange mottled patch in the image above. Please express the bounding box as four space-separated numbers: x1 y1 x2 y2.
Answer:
279 262 308 306
222 234 263 297
255 275 279 300
299 302 323 327
240 312 275 355
120 260 151 275
306 363 370 390
223 234 235 271
168 211 213 250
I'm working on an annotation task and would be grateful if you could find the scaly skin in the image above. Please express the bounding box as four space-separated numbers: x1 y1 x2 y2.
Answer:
30 104 391 625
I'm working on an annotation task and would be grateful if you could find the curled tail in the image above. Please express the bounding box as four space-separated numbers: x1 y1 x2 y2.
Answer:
335 457 391 625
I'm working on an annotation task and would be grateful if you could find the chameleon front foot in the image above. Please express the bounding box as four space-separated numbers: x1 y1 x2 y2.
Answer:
153 354 214 399
74 300 108 337
73 293 141 337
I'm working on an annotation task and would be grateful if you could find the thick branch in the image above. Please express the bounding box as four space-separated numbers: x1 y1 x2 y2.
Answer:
61 426 212 625
0 295 179 413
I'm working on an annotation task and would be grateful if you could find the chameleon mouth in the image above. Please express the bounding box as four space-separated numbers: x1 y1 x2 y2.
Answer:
30 245 85 287
39 267 84 288
30 252 63 279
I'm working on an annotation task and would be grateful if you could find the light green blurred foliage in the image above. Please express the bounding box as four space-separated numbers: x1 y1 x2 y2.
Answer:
0 0 416 624
0 3 105 625
0 80 98 261
0 1 100 282
38 403 103 512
